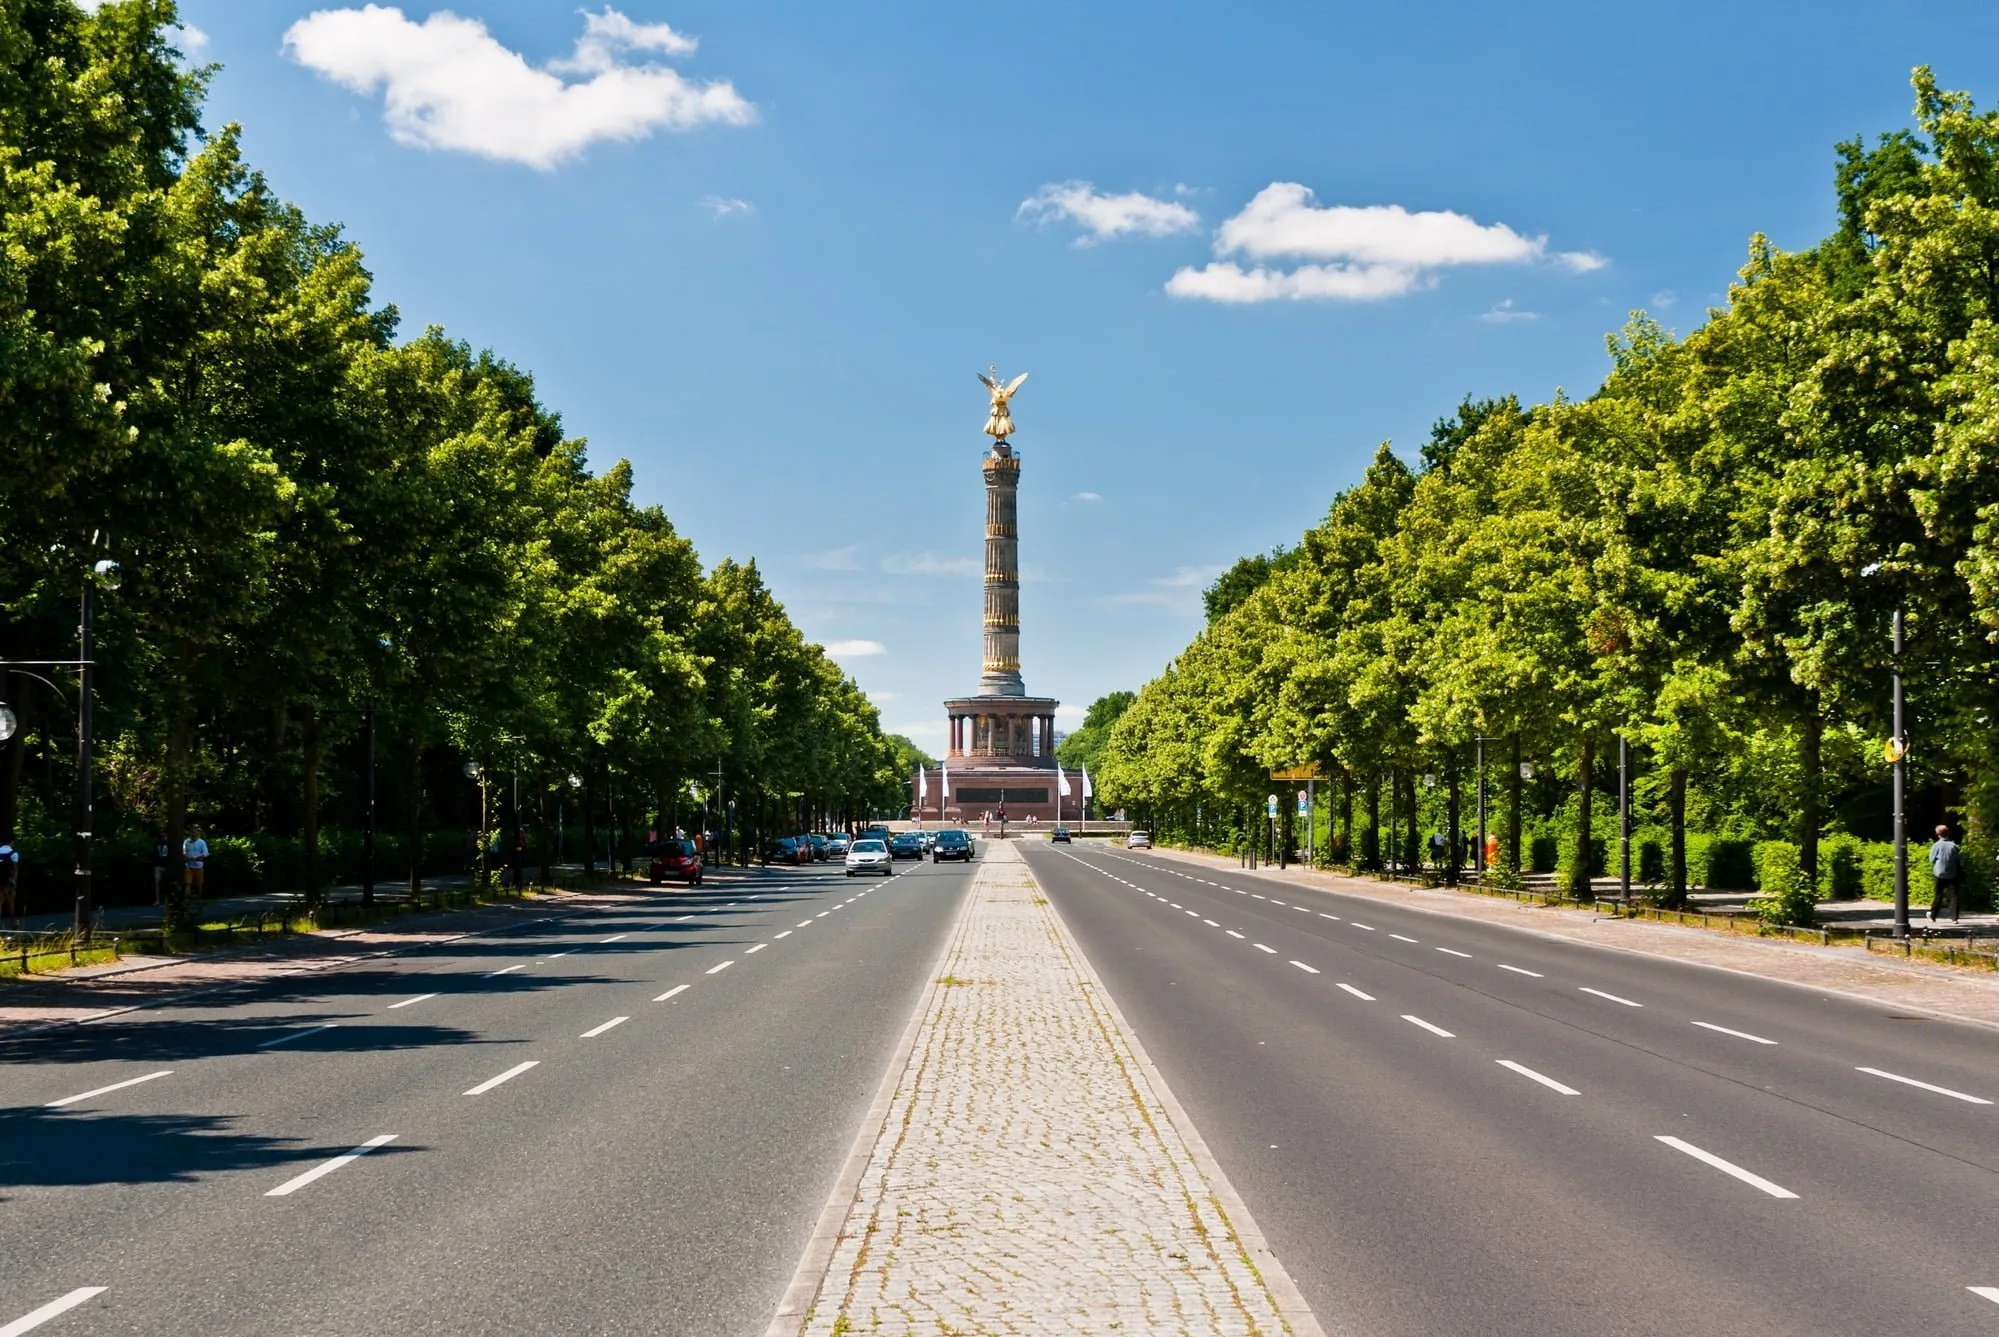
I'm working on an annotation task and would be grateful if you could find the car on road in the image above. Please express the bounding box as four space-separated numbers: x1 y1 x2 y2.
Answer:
1051 827 1071 843
806 833 830 861
861 824 894 848
917 830 936 852
1126 830 1152 850
647 838 703 886
845 838 893 876
766 836 809 864
932 829 974 862
890 832 925 860
825 833 850 856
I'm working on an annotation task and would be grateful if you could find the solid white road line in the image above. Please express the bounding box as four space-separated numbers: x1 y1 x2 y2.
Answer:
1402 1015 1455 1038
1969 1287 1999 1306
1654 1135 1798 1198
1226 930 1246 939
746 943 768 954
1253 943 1277 954
388 993 437 1009
464 1062 539 1096
265 1135 397 1197
1497 1060 1579 1095
707 960 735 975
1693 1021 1777 1045
1390 934 1418 943
1580 987 1642 1007
581 1017 629 1039
1290 960 1321 974
46 1070 172 1109
257 1023 336 1049
1351 923 1376 931
1496 963 1543 977
486 964 522 977
653 984 690 1002
1857 1066 1993 1105
1336 983 1376 1001
1436 947 1472 958
0 1288 109 1336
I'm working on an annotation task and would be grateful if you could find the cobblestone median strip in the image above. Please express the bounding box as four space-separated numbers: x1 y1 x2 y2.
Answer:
774 841 1327 1336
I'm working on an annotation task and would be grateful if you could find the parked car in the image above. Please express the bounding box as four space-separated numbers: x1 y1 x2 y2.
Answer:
647 838 703 886
1126 830 1153 850
1051 827 1071 844
933 829 974 862
765 836 808 864
889 832 925 861
845 838 893 876
861 825 894 848
807 833 831 861
825 833 850 856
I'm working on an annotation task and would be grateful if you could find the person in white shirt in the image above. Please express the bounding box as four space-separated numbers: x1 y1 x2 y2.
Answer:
183 825 210 896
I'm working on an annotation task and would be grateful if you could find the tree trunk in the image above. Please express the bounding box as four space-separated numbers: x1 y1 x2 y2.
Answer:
1365 773 1381 870
1507 733 1523 872
300 704 322 910
406 732 424 899
1405 770 1419 874
1571 735 1596 899
1798 703 1823 894
1445 748 1461 886
163 652 196 930
583 772 597 877
1668 767 1689 908
1340 768 1353 865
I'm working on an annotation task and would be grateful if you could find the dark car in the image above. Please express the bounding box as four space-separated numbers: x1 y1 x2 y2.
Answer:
765 836 808 865
1051 827 1071 843
889 832 924 861
807 833 831 861
932 829 974 862
648 838 703 887
861 825 894 848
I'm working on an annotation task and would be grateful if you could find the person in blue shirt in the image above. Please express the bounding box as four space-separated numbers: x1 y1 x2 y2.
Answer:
0 833 19 928
1929 825 1964 923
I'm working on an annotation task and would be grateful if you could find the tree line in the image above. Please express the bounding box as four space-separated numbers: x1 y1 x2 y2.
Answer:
1097 70 1999 917
0 1 912 914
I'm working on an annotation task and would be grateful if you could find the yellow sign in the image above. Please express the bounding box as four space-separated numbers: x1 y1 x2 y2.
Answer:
1269 766 1323 781
1884 737 1908 763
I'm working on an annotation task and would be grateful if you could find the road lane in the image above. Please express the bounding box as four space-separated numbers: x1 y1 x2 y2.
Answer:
0 857 975 1335
1026 841 1999 1337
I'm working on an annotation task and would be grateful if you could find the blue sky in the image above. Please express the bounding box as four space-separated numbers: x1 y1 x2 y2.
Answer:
172 0 1999 752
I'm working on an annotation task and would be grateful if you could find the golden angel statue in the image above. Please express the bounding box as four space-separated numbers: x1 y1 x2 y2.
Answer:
977 366 1029 441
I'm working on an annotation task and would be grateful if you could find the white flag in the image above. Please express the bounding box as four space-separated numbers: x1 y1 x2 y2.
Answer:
941 761 951 797
918 765 928 802
1057 769 1072 797
1080 763 1094 800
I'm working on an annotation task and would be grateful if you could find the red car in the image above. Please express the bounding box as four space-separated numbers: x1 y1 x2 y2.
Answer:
648 838 703 886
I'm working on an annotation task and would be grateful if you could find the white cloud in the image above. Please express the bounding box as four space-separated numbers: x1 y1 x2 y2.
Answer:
805 544 861 571
282 5 754 170
1651 289 1678 309
1159 564 1223 587
882 552 980 577
1480 299 1539 324
1018 181 1200 245
1072 491 1102 502
176 23 209 50
823 639 886 658
1101 563 1225 609
1169 182 1606 304
889 719 948 741
701 194 754 217
1055 704 1087 721
869 690 900 703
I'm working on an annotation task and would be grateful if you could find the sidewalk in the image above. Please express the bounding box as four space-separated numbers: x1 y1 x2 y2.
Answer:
777 840 1321 1336
1144 843 1999 1029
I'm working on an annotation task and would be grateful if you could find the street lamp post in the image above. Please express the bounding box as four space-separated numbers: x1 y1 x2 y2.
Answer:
1892 607 1910 939
74 559 118 937
1475 736 1487 883
1619 733 1632 903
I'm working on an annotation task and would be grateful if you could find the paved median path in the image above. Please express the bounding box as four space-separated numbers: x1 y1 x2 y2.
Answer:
780 840 1323 1336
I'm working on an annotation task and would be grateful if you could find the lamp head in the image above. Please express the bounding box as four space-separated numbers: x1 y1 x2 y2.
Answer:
0 705 15 743
92 559 121 590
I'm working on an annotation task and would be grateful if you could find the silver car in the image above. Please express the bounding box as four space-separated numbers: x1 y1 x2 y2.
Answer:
1126 830 1153 850
845 838 893 876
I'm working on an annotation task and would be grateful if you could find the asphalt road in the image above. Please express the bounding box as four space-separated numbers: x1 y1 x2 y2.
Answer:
1023 840 1999 1337
0 854 971 1336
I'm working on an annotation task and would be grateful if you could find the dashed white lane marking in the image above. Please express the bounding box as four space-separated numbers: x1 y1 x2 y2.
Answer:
1969 1287 1999 1307
546 950 574 959
388 993 437 1009
654 984 690 1002
1295 906 1311 913
775 930 793 939
1857 1066 1993 1105
1253 943 1277 954
816 912 830 918
1203 919 1219 927
601 934 628 943
1351 923 1376 932
798 920 814 927
265 1134 398 1197
1580 987 1642 1007
1336 984 1376 1001
1436 947 1472 958
0 1287 109 1336
1654 1135 1798 1199
674 914 693 922
1402 1015 1455 1038
46 1071 172 1109
486 964 522 978
464 1061 539 1096
1497 1060 1579 1095
257 1023 336 1049
1390 934 1418 943
581 1017 629 1039
707 960 735 975
1226 930 1246 939
1184 910 1199 918
1319 913 1340 920
1290 960 1321 974
1496 964 1543 977
1270 900 1286 907
1693 1021 1776 1045
1251 894 1266 900
746 943 768 954
1169 903 1183 909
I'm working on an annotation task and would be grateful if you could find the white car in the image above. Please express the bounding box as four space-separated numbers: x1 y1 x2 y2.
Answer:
845 838 893 876
1126 830 1153 850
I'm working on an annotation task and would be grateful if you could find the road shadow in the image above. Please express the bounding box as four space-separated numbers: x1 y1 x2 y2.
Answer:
0 1015 504 1067
0 1106 420 1195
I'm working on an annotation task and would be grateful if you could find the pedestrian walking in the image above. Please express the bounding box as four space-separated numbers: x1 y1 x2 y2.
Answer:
151 831 170 905
182 824 210 898
1929 824 1964 923
0 833 19 928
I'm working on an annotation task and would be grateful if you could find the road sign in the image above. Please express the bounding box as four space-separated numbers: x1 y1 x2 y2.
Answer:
1270 766 1322 781
1884 737 1908 762
1266 794 1279 819
1296 790 1309 817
